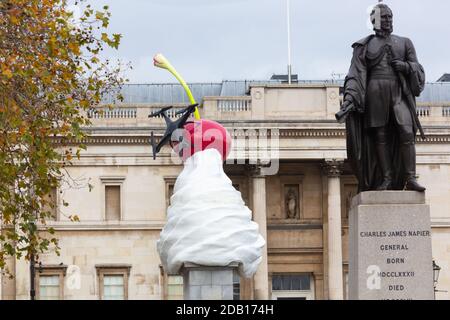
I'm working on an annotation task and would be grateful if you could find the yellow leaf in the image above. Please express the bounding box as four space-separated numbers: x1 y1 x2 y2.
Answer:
2 68 13 78
101 33 109 42
69 215 80 222
10 16 19 25
68 42 80 55
80 100 89 108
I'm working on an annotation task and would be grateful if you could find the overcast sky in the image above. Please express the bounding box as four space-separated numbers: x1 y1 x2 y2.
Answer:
84 0 450 83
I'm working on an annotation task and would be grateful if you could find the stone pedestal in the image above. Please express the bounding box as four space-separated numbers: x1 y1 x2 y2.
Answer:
181 263 238 300
349 191 434 300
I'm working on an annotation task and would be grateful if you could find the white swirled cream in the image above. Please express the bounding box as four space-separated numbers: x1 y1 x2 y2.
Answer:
157 148 265 278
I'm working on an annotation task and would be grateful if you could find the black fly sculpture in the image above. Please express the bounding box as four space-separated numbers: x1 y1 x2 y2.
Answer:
148 103 198 159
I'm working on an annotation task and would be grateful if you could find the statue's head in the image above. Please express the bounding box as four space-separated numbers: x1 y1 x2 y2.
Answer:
287 189 295 200
370 3 393 37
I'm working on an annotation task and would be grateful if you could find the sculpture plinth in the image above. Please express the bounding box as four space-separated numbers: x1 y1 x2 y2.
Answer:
181 263 239 300
348 191 434 300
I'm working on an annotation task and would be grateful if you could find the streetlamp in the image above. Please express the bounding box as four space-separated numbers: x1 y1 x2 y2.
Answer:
433 260 441 299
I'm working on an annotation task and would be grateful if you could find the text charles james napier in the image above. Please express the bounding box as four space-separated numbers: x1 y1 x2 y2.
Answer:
359 230 430 237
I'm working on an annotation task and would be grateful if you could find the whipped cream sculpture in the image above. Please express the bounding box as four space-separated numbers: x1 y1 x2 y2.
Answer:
158 148 265 277
151 54 265 277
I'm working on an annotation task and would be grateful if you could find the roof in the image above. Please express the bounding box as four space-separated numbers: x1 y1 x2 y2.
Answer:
270 74 299 82
102 81 279 104
102 80 450 105
437 74 450 82
417 82 450 103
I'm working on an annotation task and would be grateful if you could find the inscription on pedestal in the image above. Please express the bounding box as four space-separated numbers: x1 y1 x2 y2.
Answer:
349 192 434 300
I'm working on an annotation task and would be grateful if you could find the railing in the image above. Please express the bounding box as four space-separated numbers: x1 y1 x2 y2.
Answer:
85 99 450 124
88 108 137 119
149 107 186 119
443 106 450 117
217 97 252 112
415 104 450 121
417 106 431 117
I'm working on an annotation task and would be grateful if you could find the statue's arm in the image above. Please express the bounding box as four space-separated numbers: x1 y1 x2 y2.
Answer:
405 38 419 63
405 38 426 96
343 44 367 113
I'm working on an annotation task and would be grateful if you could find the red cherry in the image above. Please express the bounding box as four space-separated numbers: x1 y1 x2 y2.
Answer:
175 119 231 161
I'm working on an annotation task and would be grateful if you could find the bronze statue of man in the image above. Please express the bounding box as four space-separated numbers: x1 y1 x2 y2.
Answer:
340 3 426 192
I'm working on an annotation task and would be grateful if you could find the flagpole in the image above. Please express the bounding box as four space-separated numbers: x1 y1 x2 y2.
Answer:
286 0 292 84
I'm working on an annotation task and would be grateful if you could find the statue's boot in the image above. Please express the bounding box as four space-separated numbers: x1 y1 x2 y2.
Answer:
376 143 393 191
402 143 426 192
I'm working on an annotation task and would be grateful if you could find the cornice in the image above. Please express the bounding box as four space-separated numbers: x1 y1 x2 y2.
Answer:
38 221 165 231
53 127 450 145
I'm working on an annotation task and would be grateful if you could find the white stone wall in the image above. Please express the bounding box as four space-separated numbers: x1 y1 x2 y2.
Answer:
13 230 162 300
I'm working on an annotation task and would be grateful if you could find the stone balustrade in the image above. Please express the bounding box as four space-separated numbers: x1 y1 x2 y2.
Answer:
442 106 450 117
148 106 185 119
88 107 137 119
85 86 450 127
416 103 450 123
417 105 431 117
217 97 252 112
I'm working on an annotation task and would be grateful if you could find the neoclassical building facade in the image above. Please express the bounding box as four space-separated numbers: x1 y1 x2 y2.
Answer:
1 81 449 300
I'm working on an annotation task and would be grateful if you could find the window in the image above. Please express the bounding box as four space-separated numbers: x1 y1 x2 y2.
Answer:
272 274 310 291
164 176 177 210
100 176 125 221
233 272 240 300
96 264 131 300
271 274 315 300
167 275 183 300
36 265 67 300
159 265 184 300
105 185 121 220
39 275 60 300
42 187 58 221
344 272 349 300
343 264 349 300
103 275 125 300
168 184 174 201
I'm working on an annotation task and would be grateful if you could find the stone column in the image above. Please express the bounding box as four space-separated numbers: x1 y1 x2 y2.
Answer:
251 165 269 300
323 159 344 300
